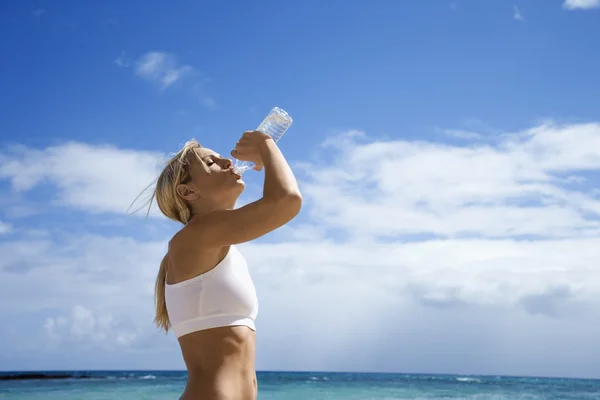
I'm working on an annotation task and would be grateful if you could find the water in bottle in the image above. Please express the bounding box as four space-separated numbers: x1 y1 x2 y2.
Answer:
233 107 293 175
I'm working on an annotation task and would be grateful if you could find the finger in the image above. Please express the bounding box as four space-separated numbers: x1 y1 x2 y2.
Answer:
232 147 248 156
236 138 252 148
231 147 250 155
232 145 251 153
231 148 254 161
234 142 253 152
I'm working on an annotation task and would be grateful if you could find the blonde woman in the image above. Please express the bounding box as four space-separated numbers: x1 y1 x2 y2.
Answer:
148 130 302 399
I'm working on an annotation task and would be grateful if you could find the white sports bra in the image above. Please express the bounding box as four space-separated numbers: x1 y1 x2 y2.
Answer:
164 245 259 339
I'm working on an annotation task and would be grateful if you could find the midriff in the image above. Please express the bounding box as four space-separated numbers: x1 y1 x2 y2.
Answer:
178 325 257 400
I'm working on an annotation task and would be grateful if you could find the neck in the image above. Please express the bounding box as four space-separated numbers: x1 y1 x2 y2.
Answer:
189 197 237 218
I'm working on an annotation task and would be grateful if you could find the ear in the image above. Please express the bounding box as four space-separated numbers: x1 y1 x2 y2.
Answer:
176 183 200 201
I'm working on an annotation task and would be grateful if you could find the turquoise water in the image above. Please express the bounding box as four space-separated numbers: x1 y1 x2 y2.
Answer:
1 371 599 399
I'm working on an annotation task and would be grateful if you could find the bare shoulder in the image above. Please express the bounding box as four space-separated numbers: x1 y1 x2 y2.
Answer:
166 225 229 284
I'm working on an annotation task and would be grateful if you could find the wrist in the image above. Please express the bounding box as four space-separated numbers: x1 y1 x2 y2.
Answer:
256 136 275 158
256 135 274 149
256 130 273 141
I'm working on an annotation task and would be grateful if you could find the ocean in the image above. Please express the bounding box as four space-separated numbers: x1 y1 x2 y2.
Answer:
1 370 599 399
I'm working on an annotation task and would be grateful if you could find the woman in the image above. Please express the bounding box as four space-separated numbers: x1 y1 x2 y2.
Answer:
148 130 302 399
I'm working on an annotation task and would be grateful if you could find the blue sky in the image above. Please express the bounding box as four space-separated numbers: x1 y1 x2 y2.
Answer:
1 0 600 379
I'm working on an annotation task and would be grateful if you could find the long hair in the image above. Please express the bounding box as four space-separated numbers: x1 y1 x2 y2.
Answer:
130 139 204 333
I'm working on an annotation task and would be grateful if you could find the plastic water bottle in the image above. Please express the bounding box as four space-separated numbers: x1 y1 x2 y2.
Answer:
233 107 293 174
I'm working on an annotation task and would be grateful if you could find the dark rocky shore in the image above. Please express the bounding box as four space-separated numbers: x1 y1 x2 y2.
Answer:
0 373 92 381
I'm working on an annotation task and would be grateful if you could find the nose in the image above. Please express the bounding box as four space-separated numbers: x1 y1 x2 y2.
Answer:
222 158 232 169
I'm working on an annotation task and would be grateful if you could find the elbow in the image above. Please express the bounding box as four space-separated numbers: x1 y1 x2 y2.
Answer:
277 192 303 219
288 191 303 214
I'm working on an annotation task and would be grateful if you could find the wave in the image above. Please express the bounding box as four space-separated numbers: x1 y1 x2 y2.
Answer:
456 377 481 383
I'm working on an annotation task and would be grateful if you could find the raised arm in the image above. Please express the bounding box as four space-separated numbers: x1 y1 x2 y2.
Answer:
180 131 302 248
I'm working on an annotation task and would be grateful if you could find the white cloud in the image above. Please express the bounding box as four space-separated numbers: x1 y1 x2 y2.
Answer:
114 51 214 106
134 52 193 89
0 233 178 365
563 0 600 9
513 5 525 21
0 141 258 218
2 229 598 375
1 121 600 377
0 221 11 234
299 122 600 239
113 52 131 68
441 129 483 140
241 237 600 313
243 240 600 377
0 142 163 216
45 305 138 348
0 234 166 312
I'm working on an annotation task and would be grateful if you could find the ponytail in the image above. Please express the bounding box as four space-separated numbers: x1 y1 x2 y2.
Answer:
131 139 203 333
154 256 170 333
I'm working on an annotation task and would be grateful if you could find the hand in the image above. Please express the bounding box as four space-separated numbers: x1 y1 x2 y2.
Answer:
231 130 271 171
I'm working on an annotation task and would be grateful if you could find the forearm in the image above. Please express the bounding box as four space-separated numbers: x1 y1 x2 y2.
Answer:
258 139 301 200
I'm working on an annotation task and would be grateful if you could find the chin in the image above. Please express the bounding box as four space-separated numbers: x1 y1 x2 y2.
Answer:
233 179 245 190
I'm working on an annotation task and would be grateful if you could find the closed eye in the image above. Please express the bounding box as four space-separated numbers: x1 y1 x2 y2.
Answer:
204 157 215 166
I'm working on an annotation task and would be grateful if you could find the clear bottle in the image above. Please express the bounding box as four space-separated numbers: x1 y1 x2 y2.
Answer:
233 107 293 175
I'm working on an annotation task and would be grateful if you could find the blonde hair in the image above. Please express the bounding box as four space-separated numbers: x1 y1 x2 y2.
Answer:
130 139 205 333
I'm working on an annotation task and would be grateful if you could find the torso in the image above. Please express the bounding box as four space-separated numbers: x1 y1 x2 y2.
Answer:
165 233 259 400
178 326 257 400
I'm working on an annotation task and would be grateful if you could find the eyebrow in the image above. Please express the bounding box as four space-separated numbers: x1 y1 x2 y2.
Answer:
202 153 221 162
